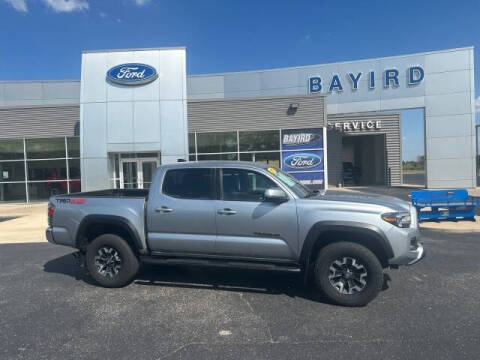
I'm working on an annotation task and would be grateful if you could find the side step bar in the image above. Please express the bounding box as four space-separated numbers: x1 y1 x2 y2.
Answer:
140 256 301 273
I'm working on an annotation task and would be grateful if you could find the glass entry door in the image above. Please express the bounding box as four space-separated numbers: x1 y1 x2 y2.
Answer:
120 158 159 189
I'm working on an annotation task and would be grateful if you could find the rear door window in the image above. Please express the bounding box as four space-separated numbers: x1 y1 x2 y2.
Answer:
162 168 214 200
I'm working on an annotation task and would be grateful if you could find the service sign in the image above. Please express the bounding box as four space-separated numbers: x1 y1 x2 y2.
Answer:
106 63 158 86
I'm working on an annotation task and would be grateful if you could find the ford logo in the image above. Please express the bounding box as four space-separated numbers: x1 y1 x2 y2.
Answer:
284 153 322 169
106 63 158 86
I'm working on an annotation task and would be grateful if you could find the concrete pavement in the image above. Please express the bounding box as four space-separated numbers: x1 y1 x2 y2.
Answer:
0 203 47 244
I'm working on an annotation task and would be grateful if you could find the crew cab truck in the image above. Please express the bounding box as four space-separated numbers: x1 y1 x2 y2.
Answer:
46 161 424 307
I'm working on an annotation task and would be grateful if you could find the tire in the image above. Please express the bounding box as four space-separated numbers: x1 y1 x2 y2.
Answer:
86 234 139 288
314 242 383 307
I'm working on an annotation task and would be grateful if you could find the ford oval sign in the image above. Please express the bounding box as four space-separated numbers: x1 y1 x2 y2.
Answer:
283 153 322 169
106 63 158 86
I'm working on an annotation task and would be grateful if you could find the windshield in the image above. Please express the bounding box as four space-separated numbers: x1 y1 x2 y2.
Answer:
266 167 313 198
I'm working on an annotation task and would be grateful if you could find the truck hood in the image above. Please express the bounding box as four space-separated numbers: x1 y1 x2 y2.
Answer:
309 190 411 213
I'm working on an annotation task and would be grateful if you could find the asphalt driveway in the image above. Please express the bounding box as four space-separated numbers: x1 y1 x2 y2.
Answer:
1 229 479 360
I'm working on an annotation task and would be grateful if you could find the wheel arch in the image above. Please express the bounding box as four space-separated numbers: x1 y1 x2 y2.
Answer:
76 215 144 254
300 221 394 269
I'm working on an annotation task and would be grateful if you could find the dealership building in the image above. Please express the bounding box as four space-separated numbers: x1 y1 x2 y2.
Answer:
0 46 477 202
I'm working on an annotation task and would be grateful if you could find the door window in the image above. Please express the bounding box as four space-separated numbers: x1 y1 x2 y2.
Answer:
162 168 214 200
221 168 277 201
122 162 138 189
142 161 157 189
120 157 159 189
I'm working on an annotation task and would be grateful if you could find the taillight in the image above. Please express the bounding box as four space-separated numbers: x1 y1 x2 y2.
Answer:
48 204 54 226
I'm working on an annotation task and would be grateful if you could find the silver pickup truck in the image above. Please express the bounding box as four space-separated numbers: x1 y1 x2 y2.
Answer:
46 161 424 306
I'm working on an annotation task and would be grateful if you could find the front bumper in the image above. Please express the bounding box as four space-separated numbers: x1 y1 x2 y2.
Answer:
407 242 425 265
389 240 426 267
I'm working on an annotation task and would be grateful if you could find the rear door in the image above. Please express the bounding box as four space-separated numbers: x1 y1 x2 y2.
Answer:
146 167 217 254
215 167 298 260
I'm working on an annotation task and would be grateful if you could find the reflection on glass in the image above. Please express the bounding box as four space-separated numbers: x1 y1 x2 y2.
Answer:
26 138 66 159
69 180 82 193
28 160 67 181
477 125 480 186
28 181 68 201
239 152 280 167
197 132 237 153
0 139 24 160
400 108 425 186
0 183 26 202
197 153 238 161
0 161 25 182
67 137 80 158
68 159 81 179
142 161 157 189
239 130 280 152
122 162 138 189
189 155 196 162
188 133 196 154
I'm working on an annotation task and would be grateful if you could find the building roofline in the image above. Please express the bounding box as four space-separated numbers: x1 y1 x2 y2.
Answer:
0 79 80 84
82 46 186 54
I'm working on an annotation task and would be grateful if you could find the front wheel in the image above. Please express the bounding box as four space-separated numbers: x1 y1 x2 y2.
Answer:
86 234 139 288
314 242 383 307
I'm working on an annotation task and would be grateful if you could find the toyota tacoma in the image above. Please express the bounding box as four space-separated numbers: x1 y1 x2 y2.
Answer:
46 161 424 306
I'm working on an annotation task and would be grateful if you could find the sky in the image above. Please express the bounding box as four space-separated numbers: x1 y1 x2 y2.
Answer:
0 0 479 152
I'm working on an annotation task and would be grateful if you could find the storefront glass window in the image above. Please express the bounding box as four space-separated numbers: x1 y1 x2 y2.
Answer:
28 181 69 201
68 159 81 179
188 133 196 154
27 159 67 181
0 136 82 202
197 132 237 153
239 152 280 167
0 139 24 160
0 161 25 182
400 108 425 186
477 125 479 186
69 180 82 194
239 130 280 152
197 153 238 161
0 183 26 202
26 138 66 159
67 137 80 158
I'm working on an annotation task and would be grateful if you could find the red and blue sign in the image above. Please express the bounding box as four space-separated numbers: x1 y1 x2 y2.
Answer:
281 128 324 186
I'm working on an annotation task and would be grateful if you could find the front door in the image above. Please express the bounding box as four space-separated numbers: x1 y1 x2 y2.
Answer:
215 168 298 260
120 158 159 189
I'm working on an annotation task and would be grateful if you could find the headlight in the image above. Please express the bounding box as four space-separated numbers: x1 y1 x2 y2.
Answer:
381 212 411 228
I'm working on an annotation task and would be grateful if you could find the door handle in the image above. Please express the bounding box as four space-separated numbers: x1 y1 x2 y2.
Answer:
155 206 173 213
217 208 236 215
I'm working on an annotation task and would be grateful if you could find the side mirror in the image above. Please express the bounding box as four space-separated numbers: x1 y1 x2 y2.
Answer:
264 188 288 202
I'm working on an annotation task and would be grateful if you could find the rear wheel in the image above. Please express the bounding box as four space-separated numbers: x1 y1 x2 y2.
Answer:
86 234 139 288
314 242 383 307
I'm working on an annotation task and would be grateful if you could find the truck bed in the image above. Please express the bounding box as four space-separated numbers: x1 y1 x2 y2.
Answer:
63 189 149 199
